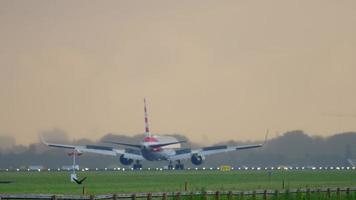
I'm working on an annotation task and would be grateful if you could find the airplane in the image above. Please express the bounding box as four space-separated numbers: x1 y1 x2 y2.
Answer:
41 99 267 170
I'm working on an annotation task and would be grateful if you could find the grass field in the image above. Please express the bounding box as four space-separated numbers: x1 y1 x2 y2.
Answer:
0 170 356 195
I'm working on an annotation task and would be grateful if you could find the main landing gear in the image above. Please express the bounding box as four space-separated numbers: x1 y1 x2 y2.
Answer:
175 160 184 170
133 160 142 170
168 160 184 170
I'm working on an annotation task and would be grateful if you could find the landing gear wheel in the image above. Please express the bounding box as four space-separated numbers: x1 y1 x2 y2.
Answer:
133 164 142 170
133 161 142 170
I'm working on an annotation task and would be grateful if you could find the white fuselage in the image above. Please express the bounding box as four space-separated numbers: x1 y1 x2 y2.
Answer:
139 135 180 161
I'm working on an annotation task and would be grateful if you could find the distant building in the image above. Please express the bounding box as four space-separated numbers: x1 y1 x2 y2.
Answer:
28 165 44 171
347 159 356 167
62 165 79 171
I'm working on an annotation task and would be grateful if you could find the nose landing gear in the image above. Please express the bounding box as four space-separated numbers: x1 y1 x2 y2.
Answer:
168 161 174 170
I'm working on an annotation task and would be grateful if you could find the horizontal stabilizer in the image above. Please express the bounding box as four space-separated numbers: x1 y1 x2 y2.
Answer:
149 141 186 148
103 141 142 148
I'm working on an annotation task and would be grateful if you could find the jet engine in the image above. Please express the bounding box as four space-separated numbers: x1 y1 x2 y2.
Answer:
191 154 204 165
119 154 133 165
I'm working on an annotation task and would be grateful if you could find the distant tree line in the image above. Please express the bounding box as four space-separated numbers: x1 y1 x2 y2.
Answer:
0 130 355 168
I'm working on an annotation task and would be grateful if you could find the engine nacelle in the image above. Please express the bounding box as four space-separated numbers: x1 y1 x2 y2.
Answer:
191 154 204 165
120 154 133 165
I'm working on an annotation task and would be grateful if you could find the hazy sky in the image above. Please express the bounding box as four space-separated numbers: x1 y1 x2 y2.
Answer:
1 0 356 145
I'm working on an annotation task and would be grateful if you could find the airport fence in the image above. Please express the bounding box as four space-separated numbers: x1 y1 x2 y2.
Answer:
2 187 356 200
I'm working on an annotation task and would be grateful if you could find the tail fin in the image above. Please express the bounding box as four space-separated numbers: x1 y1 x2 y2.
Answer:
144 98 151 137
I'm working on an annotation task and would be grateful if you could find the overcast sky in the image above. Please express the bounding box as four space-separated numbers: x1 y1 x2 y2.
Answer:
1 0 356 145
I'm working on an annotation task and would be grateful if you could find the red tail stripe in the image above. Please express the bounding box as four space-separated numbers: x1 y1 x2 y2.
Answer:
144 137 158 142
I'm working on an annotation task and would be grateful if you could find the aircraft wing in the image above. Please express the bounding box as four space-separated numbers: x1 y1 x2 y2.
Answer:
40 137 144 160
169 133 268 161
169 143 263 161
193 143 263 156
